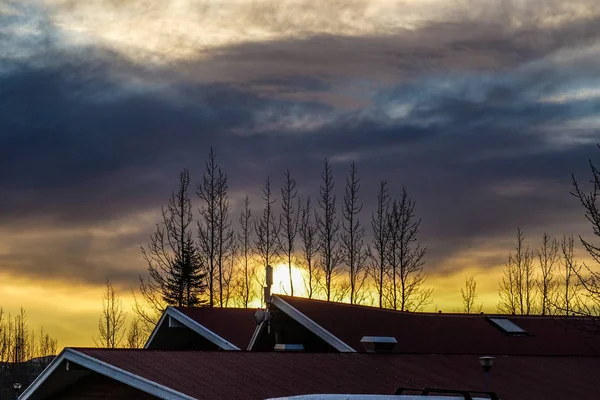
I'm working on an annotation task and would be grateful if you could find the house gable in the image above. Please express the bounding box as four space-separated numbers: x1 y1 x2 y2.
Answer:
19 349 194 400
249 296 355 352
145 307 240 350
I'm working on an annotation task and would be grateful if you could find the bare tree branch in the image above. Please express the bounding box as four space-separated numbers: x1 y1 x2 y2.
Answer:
342 162 367 304
255 177 280 275
316 159 342 302
198 149 232 307
387 187 431 311
137 169 205 331
461 276 483 314
369 180 391 308
280 170 300 296
300 196 319 299
498 228 535 315
536 233 559 315
95 279 127 348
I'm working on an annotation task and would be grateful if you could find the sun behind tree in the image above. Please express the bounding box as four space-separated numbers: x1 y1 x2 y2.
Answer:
271 263 308 298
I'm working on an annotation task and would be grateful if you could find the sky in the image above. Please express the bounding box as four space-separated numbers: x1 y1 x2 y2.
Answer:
2 0 600 347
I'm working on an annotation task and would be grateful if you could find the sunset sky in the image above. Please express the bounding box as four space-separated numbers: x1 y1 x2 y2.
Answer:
2 0 600 347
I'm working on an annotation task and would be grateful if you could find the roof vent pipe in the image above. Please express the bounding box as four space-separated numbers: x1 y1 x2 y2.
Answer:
360 336 398 353
274 344 304 352
264 265 273 306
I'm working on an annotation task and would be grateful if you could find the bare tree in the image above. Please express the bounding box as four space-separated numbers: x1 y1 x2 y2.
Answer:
136 169 205 330
126 318 145 349
38 326 58 357
236 196 255 307
280 170 300 296
369 180 391 308
300 196 319 299
198 148 233 307
316 159 342 302
95 279 127 348
255 177 280 273
571 158 600 320
537 233 559 315
221 240 237 307
216 163 234 307
461 276 482 313
0 307 7 391
558 235 582 315
387 187 431 311
342 162 367 304
12 308 28 362
498 228 535 315
0 307 58 393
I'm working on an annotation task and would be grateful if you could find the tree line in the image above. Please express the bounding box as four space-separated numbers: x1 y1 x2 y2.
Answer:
130 149 431 332
459 230 590 316
0 307 57 398
460 147 600 321
496 230 583 316
94 144 600 346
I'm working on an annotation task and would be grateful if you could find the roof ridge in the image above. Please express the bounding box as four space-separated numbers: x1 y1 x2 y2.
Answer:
274 295 589 319
175 306 257 311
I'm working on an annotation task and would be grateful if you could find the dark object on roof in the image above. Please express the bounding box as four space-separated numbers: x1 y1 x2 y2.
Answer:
395 387 499 400
275 295 600 355
487 317 528 336
360 336 398 353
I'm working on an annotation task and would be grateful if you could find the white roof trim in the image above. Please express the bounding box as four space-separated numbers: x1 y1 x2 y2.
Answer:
20 348 196 400
168 307 241 350
271 296 355 353
19 348 68 400
247 320 266 350
144 307 240 350
143 308 169 349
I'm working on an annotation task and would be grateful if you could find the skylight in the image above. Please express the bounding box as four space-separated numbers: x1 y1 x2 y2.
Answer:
488 317 527 335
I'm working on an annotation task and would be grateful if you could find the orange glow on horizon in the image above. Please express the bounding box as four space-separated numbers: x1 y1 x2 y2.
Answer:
3 248 599 351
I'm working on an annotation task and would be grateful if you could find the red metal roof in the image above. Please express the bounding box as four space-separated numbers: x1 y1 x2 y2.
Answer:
276 295 600 356
174 307 258 350
75 348 599 400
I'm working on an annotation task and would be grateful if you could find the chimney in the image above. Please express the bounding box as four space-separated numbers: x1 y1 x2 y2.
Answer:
264 265 273 306
360 336 398 353
274 344 304 352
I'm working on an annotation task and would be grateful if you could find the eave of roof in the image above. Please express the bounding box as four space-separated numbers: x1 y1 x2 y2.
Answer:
19 348 195 400
25 349 600 400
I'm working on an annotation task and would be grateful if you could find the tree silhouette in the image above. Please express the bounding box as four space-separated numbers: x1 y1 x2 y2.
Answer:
571 157 600 321
498 228 535 315
95 279 127 348
387 187 431 311
255 177 280 281
461 276 482 314
537 233 559 315
236 196 256 307
280 170 300 296
198 149 233 307
300 196 319 299
316 159 342 302
137 169 205 329
342 162 367 304
369 180 391 308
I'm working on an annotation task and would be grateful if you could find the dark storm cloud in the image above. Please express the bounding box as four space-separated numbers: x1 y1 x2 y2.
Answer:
1 0 600 285
0 56 337 227
198 5 600 90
